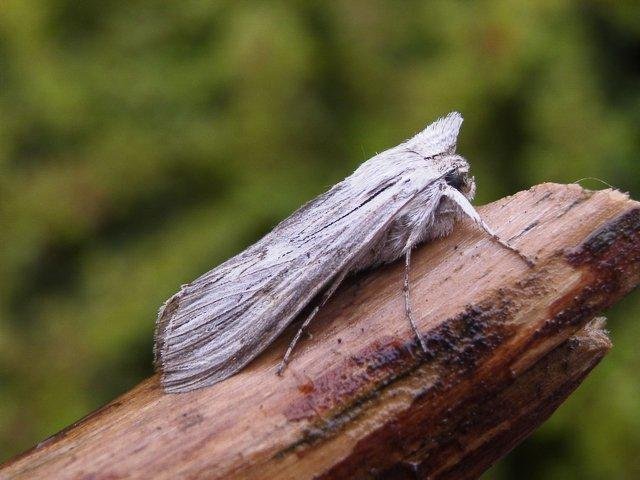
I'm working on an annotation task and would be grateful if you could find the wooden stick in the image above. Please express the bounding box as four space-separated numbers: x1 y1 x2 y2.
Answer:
3 183 639 480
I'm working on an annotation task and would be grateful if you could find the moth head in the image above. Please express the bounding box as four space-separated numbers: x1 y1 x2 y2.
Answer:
443 155 476 200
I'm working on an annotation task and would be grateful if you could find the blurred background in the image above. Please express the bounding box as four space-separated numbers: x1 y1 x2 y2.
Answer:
0 1 638 477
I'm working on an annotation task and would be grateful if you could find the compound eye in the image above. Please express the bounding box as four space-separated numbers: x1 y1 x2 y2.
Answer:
445 170 465 190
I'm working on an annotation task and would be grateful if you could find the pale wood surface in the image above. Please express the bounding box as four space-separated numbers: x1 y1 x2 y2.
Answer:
2 183 639 480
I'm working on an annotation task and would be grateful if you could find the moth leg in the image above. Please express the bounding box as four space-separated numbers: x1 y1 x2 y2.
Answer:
276 268 350 376
442 186 534 267
404 248 428 353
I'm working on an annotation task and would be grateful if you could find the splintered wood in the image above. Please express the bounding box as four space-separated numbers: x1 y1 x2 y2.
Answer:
2 183 639 480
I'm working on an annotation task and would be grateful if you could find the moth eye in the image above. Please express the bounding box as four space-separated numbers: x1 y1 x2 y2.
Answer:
445 171 465 191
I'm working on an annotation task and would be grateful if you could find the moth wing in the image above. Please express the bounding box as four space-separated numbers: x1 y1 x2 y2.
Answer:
154 112 463 392
154 175 422 392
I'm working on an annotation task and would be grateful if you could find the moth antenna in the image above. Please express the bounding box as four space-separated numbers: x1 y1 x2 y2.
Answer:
277 268 350 376
573 177 616 190
403 248 428 353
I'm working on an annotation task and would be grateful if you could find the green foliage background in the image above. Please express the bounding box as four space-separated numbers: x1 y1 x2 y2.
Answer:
1 1 639 476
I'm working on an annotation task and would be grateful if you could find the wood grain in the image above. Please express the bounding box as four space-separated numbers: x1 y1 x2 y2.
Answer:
2 183 639 480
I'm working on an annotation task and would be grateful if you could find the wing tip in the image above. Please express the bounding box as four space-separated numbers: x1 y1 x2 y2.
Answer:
154 290 205 393
158 358 235 394
153 292 181 368
153 292 246 393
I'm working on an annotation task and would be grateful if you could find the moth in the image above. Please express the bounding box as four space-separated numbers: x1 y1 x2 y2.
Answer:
154 112 530 393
